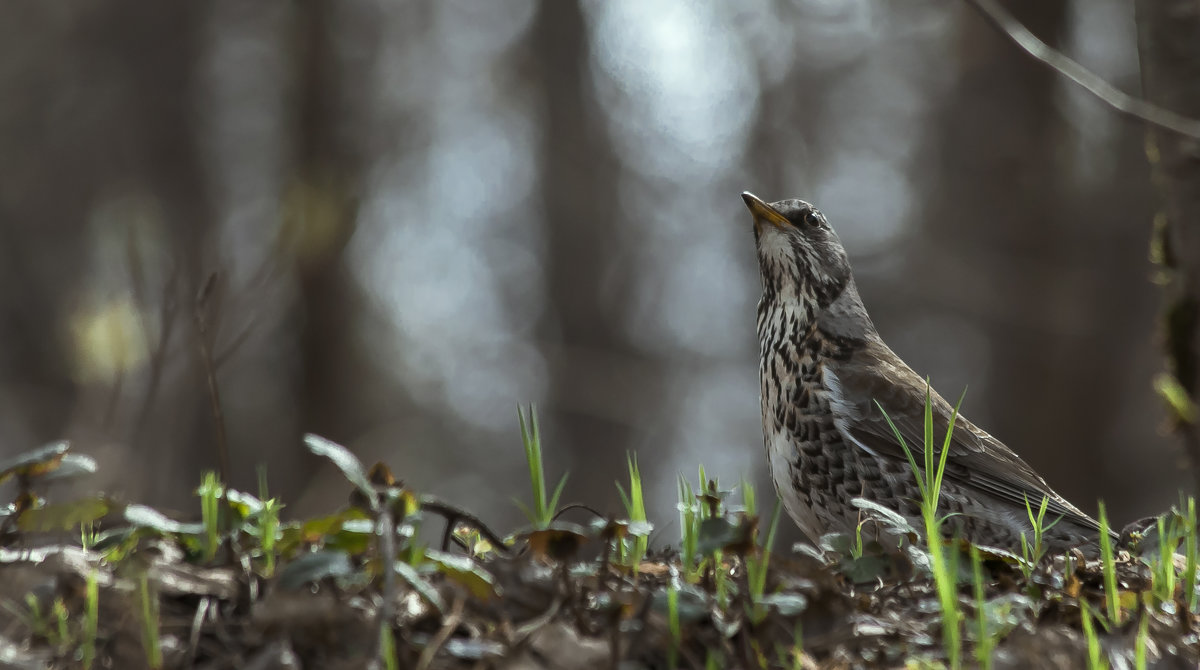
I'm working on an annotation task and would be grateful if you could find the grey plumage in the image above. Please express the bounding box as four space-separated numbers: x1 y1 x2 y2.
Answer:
742 191 1109 553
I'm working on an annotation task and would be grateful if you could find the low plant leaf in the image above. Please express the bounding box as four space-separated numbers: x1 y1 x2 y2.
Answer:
324 518 376 555
124 504 204 536
423 549 500 601
392 560 444 614
839 555 891 584
851 498 918 536
37 454 98 483
625 520 654 537
277 550 355 590
93 527 137 554
224 489 265 517
302 434 376 509
759 593 808 616
819 532 853 557
652 584 710 623
980 593 1033 638
697 517 743 555
791 542 826 563
17 497 109 532
443 638 505 661
1154 373 1198 423
0 441 70 484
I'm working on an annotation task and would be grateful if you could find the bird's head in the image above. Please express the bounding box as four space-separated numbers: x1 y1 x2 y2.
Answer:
741 192 853 310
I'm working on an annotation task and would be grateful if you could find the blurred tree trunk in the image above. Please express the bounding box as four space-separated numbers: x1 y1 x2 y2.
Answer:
1136 1 1200 490
122 3 218 504
282 0 380 498
904 0 1155 512
0 4 216 507
906 0 1068 447
530 0 633 505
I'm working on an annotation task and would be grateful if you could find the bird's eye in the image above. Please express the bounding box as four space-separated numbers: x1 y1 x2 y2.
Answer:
802 210 823 228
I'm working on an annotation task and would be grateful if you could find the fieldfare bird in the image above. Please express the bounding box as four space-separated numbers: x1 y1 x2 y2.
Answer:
742 191 1110 553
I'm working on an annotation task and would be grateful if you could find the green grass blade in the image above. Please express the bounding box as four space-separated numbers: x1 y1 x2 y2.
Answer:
1080 601 1107 670
933 389 965 513
546 473 569 520
924 383 935 495
517 405 545 523
1098 502 1119 624
1184 495 1198 613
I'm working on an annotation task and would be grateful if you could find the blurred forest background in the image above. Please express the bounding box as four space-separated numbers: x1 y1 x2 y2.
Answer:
0 0 1191 546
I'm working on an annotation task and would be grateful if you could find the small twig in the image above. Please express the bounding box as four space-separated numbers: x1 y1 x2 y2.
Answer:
134 264 178 441
965 0 1200 141
510 596 563 642
186 596 211 666
420 496 512 555
101 365 124 432
193 272 232 487
212 318 259 370
213 243 285 370
416 596 465 670
552 502 605 521
440 517 457 553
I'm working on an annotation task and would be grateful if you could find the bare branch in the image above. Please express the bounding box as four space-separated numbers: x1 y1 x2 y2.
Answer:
194 272 232 486
965 0 1200 141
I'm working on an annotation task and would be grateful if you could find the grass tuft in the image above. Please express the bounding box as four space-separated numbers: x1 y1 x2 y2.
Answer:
1018 494 1061 580
197 471 222 561
878 383 965 669
677 475 700 578
615 452 649 567
515 404 568 529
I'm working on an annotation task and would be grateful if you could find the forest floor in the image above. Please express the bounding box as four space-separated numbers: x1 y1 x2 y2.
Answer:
0 436 1198 670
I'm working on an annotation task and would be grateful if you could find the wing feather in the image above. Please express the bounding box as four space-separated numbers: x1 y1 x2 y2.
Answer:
831 335 1104 535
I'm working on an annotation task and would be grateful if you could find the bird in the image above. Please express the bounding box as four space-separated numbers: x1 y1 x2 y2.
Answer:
741 191 1111 555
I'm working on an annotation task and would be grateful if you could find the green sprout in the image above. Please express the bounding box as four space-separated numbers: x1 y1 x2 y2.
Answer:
197 470 223 561
515 404 567 529
1019 494 1062 579
615 452 649 566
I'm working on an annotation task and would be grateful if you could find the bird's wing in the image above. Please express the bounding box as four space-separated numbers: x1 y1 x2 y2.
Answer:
832 337 1103 534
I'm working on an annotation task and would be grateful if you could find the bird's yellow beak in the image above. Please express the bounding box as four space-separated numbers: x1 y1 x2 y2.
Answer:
741 192 790 229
